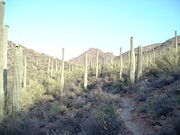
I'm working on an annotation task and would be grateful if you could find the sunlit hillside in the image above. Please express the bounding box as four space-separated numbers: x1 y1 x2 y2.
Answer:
0 1 180 135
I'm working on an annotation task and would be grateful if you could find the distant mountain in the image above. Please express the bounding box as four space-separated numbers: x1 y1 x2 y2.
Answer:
69 48 115 65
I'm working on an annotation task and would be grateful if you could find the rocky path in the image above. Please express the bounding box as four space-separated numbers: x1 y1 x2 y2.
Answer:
120 97 144 135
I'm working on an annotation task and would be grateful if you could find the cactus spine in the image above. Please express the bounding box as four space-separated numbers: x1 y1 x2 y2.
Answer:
119 47 123 79
60 48 64 93
23 56 27 88
175 30 178 53
84 52 88 89
137 46 142 81
13 45 23 112
129 37 135 84
95 50 99 79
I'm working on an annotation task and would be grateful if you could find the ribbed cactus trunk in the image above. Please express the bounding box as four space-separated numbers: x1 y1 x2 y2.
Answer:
55 59 58 72
36 58 38 66
50 58 54 77
129 37 135 84
47 58 51 74
84 52 88 89
137 46 142 81
0 0 5 26
146 54 149 68
60 48 64 93
2 25 8 114
23 56 27 88
0 1 5 118
175 30 178 53
153 49 156 63
13 45 23 112
95 50 99 79
119 47 123 79
0 27 4 118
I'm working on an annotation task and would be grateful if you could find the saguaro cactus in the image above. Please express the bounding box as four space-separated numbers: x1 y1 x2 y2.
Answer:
50 58 54 77
175 30 178 53
55 59 58 72
36 58 39 66
96 50 99 79
153 49 156 63
0 0 5 26
47 58 51 74
60 48 64 93
129 37 135 84
23 56 27 88
84 52 88 89
137 46 142 81
0 28 3 118
119 47 123 79
0 0 5 119
13 45 23 112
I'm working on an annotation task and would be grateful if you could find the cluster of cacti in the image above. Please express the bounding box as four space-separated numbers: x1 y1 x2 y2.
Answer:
84 52 88 89
60 48 64 93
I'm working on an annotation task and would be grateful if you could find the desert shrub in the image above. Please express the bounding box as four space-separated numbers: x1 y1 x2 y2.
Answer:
50 102 67 115
145 96 172 117
150 74 174 88
157 128 176 135
174 116 180 135
175 95 180 104
82 104 123 135
155 48 180 73
87 89 119 104
0 112 25 135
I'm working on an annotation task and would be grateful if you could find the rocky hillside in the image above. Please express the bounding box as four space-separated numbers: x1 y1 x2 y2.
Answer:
7 41 62 76
69 48 115 65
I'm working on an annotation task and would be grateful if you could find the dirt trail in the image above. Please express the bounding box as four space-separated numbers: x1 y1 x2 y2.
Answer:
120 97 144 135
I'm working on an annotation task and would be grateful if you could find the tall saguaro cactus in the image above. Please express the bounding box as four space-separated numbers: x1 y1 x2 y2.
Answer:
137 46 142 81
55 59 58 72
23 56 27 88
0 0 5 26
47 58 51 74
96 50 99 79
13 45 23 112
119 47 123 79
0 27 4 118
175 30 178 53
84 52 88 89
0 1 6 118
60 48 64 93
50 58 54 77
129 37 135 84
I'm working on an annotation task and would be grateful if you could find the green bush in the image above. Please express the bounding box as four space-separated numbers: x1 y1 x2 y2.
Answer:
82 104 123 135
146 96 172 117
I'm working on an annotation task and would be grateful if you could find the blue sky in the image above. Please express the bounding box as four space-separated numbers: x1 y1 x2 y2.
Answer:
4 0 180 60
